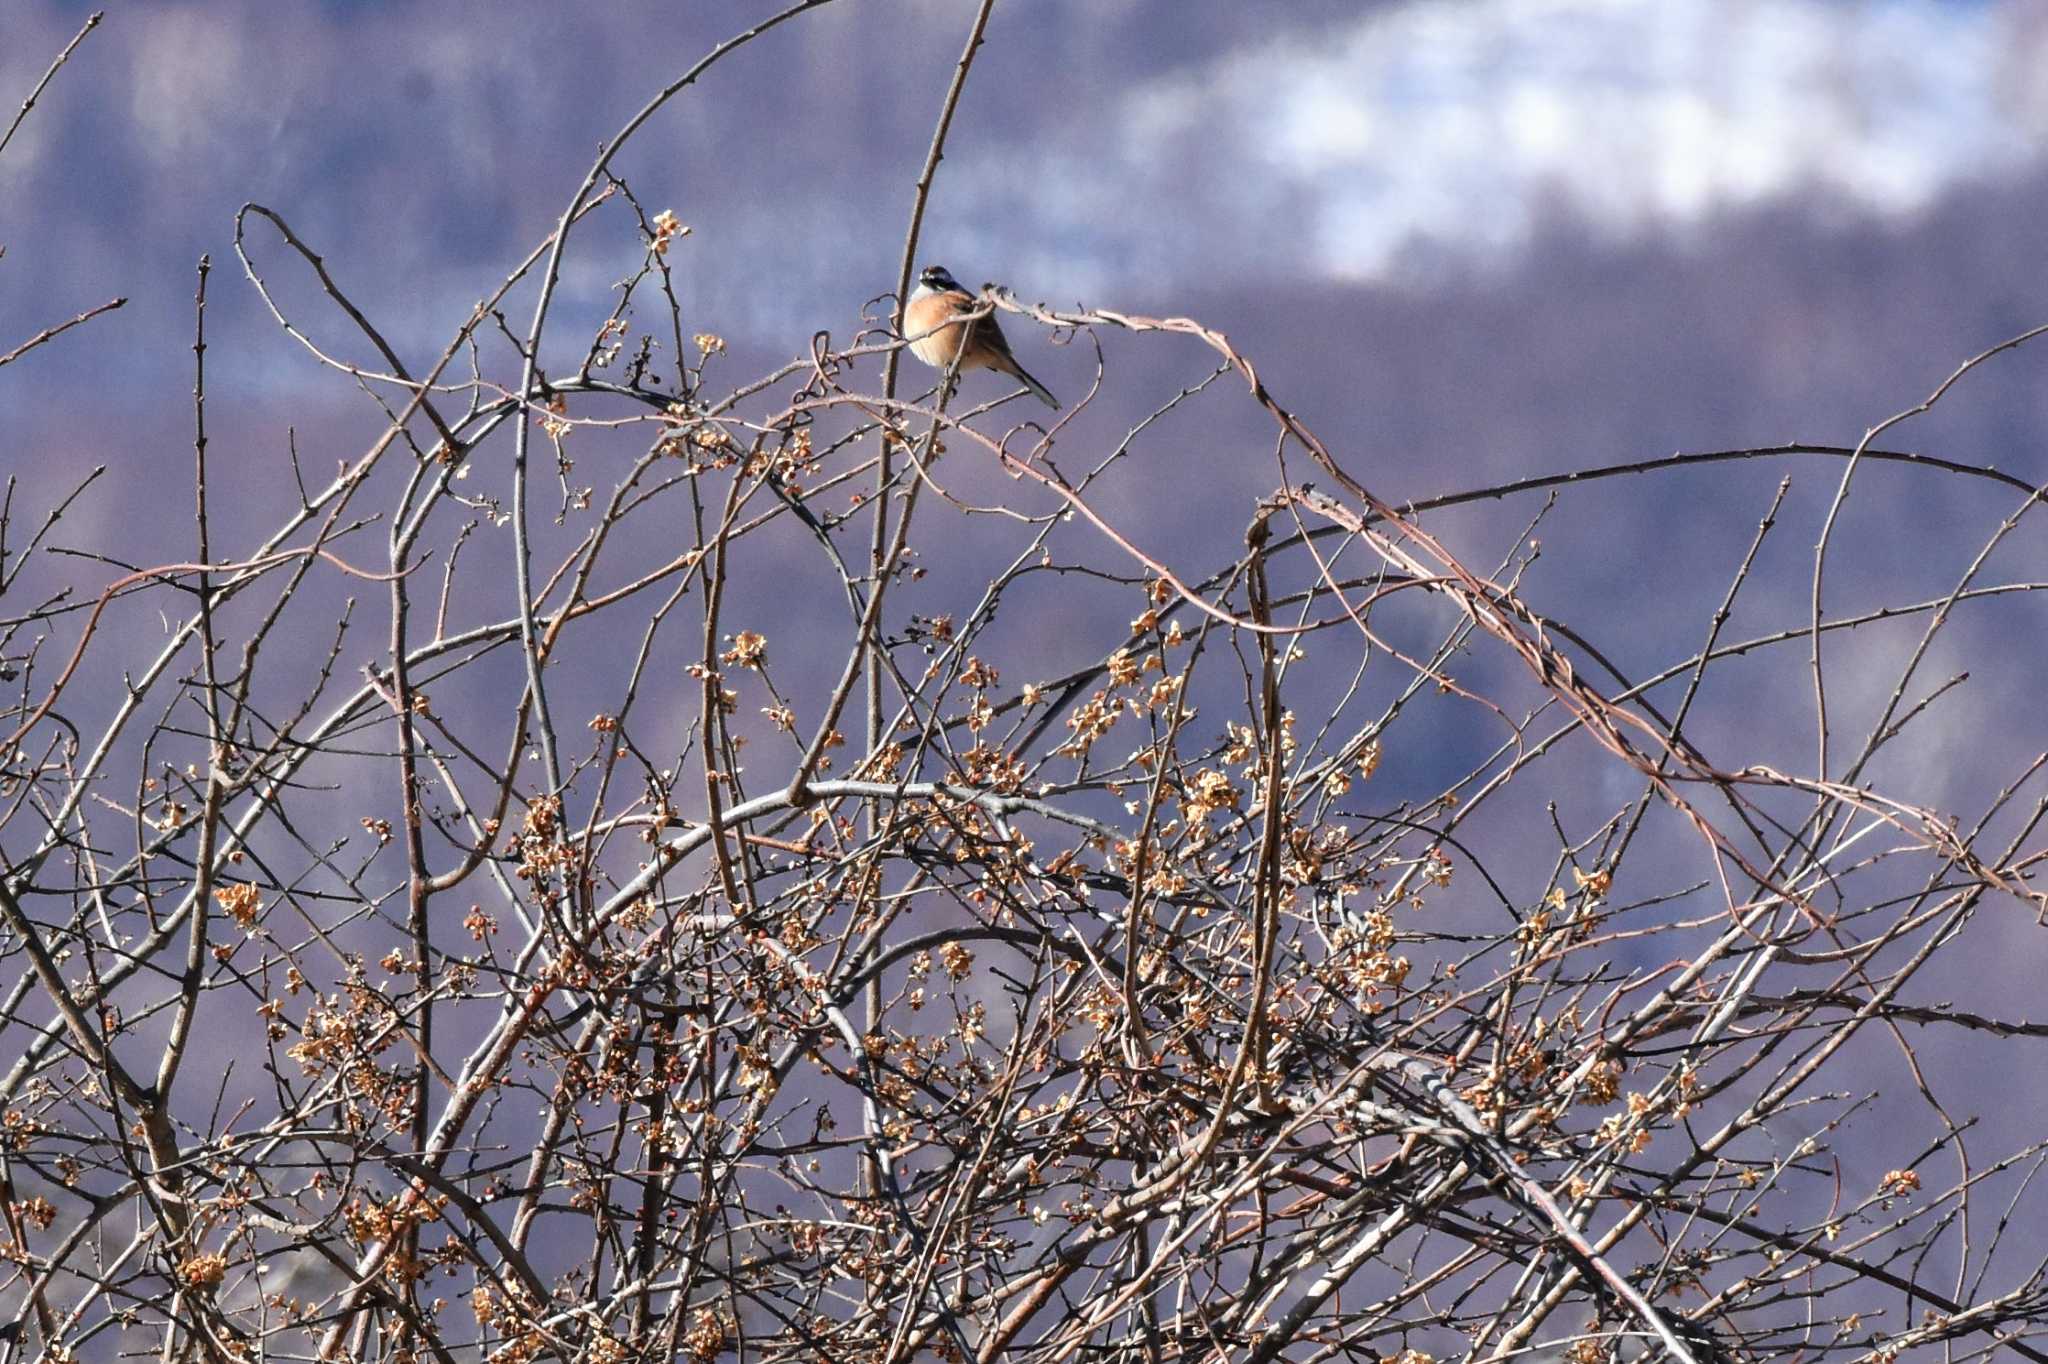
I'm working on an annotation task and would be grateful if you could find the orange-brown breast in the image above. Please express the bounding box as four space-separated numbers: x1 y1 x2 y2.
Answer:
905 289 985 370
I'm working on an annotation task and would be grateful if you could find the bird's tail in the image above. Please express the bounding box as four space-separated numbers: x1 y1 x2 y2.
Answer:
1008 360 1060 410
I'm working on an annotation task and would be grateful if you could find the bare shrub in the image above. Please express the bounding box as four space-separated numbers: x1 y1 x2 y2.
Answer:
4 8 2048 1364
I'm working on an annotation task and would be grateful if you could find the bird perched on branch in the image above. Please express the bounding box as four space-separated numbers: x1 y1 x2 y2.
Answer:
903 264 1060 409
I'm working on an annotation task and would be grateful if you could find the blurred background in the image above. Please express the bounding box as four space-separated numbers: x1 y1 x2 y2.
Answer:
8 0 2048 678
10 0 2048 465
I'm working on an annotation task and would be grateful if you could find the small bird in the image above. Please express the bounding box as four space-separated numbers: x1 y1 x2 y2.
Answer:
903 264 1060 409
